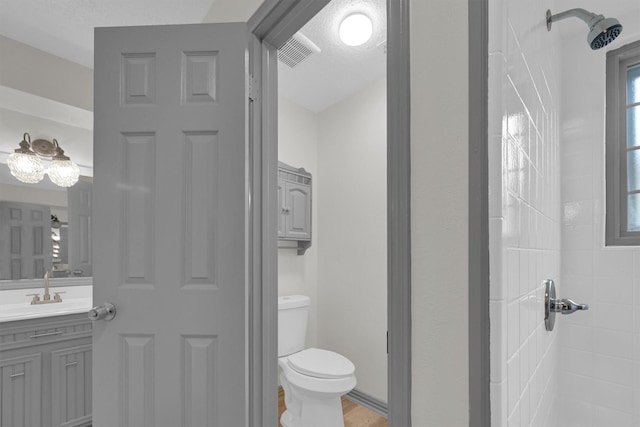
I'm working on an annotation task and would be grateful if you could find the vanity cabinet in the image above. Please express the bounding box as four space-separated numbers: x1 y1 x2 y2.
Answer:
0 314 92 427
278 162 312 254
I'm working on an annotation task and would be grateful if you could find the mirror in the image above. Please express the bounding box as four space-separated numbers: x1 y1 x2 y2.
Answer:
0 83 94 285
0 168 92 281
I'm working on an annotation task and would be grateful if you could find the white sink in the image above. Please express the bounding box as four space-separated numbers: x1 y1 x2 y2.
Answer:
0 286 93 322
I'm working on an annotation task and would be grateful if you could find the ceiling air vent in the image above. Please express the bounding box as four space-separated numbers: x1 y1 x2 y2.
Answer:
278 32 321 68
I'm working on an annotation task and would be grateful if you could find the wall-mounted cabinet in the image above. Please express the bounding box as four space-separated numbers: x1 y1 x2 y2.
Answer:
278 162 312 255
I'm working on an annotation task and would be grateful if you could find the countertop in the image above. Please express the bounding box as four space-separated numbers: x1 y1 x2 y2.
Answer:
0 285 92 323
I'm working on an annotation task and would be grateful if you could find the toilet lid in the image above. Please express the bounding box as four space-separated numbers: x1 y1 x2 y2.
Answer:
287 348 355 379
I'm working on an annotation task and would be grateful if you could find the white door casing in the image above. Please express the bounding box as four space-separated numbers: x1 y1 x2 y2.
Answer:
93 23 249 427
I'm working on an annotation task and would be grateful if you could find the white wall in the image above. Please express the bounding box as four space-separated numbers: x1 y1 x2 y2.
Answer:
0 35 93 111
278 96 320 348
410 0 470 424
488 0 563 425
316 78 387 402
277 79 387 401
558 10 640 426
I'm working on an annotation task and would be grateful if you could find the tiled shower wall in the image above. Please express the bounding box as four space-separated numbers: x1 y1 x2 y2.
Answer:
557 22 640 426
488 0 563 425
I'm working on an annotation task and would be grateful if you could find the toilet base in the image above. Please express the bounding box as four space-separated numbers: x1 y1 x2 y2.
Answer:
280 373 347 427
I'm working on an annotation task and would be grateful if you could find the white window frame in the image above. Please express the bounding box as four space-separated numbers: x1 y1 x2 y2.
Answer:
606 40 640 246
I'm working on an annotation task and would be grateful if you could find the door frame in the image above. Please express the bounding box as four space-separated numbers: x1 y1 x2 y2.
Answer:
468 0 490 425
247 0 413 426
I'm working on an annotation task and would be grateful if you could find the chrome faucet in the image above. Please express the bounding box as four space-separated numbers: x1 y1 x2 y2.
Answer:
27 272 64 305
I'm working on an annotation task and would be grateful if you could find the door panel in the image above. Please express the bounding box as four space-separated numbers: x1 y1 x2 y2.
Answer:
93 23 248 427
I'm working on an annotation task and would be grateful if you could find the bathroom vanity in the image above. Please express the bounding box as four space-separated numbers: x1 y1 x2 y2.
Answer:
0 284 93 427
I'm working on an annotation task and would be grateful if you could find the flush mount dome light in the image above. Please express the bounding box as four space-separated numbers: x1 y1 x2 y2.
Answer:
339 13 373 46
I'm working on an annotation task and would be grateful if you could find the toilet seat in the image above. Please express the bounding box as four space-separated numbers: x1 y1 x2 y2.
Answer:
287 348 355 379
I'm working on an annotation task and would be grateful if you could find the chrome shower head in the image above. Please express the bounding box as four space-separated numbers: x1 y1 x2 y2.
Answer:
588 17 623 49
546 8 623 50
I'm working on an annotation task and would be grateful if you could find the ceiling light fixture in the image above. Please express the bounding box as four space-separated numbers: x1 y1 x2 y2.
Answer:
339 13 373 46
6 133 80 187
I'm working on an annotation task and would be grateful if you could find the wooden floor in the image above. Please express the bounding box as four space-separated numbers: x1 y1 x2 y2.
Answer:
278 387 388 427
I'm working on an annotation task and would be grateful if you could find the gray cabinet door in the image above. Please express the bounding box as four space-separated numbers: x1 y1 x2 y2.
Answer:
0 353 42 427
277 179 286 237
51 344 92 427
284 181 311 240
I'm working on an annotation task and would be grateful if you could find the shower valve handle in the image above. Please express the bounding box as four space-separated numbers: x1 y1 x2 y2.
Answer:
544 279 589 331
550 298 589 314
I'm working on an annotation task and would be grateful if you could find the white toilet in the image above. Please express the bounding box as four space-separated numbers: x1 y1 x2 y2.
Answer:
278 295 357 427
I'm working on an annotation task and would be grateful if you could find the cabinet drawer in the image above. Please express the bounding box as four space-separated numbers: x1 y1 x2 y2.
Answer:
0 314 92 352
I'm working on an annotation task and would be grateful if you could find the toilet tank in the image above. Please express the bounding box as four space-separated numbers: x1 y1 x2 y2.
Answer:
278 295 310 357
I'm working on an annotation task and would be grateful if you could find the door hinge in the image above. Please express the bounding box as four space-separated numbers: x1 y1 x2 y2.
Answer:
248 74 259 102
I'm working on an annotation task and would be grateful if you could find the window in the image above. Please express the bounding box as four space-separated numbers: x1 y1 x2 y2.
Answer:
606 40 640 245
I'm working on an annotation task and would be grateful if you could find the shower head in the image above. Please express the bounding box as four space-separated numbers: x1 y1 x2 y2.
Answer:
587 17 623 50
546 8 622 50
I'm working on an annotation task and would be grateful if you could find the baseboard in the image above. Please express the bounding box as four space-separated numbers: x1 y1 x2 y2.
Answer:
345 389 388 418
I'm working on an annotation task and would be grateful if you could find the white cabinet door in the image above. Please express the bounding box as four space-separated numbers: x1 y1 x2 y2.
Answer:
0 353 42 427
93 23 249 427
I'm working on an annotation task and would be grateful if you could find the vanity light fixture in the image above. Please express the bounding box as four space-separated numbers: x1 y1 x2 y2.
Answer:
6 133 80 187
339 13 373 46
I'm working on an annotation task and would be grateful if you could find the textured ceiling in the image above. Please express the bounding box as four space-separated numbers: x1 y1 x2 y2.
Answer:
278 0 386 112
0 0 386 179
0 0 217 68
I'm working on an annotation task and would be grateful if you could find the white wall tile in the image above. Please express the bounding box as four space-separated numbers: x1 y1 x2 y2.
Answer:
594 354 634 387
491 381 508 427
490 0 565 424
508 352 521 415
593 328 634 360
561 348 593 377
508 299 520 357
592 380 634 415
490 218 506 301
491 300 508 383
557 12 640 424
592 302 634 333
593 405 634 427
520 385 530 427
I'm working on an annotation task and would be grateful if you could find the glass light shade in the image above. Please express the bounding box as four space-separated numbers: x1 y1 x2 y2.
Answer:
48 159 80 187
7 152 45 183
339 13 373 46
